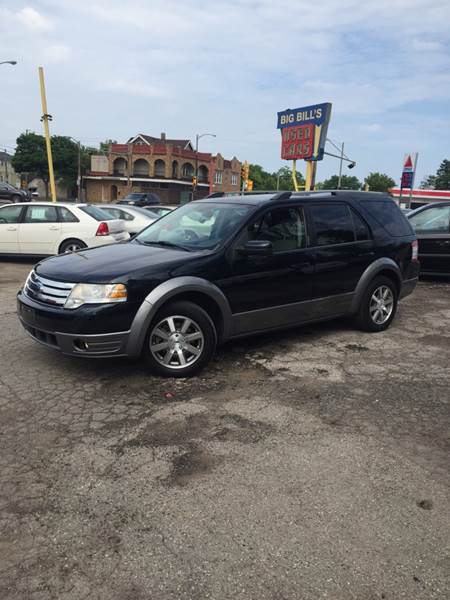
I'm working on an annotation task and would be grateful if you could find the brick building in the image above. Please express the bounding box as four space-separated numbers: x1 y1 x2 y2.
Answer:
84 133 242 204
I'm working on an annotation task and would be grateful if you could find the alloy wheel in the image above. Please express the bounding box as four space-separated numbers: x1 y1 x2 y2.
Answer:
369 285 394 325
149 315 204 370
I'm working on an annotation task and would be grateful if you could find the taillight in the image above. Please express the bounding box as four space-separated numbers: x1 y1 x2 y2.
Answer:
96 222 109 236
412 239 419 261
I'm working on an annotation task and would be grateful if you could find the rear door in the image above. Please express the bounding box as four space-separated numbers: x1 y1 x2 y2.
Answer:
0 204 24 252
307 201 375 315
19 205 61 254
408 205 450 274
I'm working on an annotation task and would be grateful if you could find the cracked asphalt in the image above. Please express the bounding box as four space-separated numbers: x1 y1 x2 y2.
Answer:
1 259 449 600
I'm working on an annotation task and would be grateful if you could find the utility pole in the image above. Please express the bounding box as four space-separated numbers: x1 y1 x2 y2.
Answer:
38 67 57 202
194 133 215 199
76 140 81 201
4 149 8 183
337 142 344 189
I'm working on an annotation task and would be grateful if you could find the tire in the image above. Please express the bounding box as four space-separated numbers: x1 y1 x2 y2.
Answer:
143 300 217 377
354 276 398 332
59 239 87 253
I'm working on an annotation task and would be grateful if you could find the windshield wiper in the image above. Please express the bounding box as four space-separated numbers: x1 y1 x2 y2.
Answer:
141 240 191 252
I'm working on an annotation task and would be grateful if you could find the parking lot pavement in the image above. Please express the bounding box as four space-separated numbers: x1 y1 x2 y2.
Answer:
1 260 449 600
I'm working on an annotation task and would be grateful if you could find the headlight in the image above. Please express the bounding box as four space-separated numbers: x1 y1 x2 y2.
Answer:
64 283 127 309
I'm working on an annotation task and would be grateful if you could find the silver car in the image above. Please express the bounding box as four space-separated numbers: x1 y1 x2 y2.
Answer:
99 204 158 236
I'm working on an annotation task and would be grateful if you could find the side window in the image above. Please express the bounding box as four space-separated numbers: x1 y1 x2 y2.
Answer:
121 210 135 221
0 205 23 223
59 207 79 223
409 206 450 234
244 207 307 252
24 206 58 223
351 209 370 241
361 200 413 236
310 203 354 246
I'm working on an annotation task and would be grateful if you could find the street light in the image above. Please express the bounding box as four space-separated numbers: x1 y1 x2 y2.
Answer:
69 137 82 201
194 132 216 198
325 138 357 188
0 61 17 66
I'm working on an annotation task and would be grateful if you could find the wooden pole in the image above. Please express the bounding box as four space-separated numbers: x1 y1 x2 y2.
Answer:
38 67 57 202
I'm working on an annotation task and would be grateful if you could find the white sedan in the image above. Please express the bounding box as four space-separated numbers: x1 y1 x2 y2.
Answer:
99 204 158 236
0 202 129 256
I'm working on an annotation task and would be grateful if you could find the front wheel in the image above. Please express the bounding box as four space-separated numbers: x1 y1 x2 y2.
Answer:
354 276 398 332
143 301 217 377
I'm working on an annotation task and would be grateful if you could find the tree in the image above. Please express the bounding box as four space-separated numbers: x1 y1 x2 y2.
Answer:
11 132 49 194
364 172 395 192
248 164 276 190
99 139 117 154
420 174 436 189
274 166 305 191
321 174 361 190
434 159 450 190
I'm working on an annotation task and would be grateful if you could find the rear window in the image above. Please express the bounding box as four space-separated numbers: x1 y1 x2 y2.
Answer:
360 200 413 236
79 205 115 221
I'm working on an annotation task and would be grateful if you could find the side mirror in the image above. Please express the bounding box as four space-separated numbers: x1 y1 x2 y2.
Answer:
238 240 273 256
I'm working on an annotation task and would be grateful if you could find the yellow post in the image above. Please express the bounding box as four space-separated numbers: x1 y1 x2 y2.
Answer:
305 160 317 191
38 67 57 202
291 159 299 192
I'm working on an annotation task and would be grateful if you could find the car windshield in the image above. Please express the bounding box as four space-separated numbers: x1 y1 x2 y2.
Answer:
134 202 252 250
124 194 144 199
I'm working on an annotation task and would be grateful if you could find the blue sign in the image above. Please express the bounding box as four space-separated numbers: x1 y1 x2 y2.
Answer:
277 102 332 161
277 103 332 130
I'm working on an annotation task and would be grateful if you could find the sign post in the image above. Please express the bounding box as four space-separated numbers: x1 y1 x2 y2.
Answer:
399 153 418 208
277 103 332 191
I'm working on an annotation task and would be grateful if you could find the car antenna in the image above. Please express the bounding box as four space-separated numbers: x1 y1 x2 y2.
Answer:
271 191 292 201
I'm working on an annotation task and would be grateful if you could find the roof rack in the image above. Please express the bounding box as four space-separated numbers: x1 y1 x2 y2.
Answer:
271 191 292 201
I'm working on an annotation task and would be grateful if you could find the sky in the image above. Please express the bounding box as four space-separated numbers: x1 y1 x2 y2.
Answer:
1 0 450 186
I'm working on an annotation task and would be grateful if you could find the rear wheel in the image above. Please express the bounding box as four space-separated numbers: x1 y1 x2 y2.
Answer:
354 276 398 332
143 301 217 377
59 239 87 253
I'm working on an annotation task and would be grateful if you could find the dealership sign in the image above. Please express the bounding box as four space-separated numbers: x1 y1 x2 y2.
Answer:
400 153 418 189
277 102 332 161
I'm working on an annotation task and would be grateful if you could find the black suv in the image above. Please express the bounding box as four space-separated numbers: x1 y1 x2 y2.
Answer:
17 191 419 377
118 192 160 207
0 182 30 203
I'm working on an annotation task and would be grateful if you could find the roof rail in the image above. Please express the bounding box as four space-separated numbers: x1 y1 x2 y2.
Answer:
271 191 292 201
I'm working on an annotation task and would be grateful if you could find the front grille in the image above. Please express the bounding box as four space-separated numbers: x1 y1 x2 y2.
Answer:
24 271 75 307
23 324 59 348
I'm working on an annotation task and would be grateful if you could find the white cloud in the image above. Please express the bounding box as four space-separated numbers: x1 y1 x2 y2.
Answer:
360 124 383 133
412 39 442 51
43 45 70 63
99 79 167 99
17 7 53 32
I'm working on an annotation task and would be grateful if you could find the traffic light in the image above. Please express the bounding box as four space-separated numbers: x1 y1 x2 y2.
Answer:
192 176 197 188
246 179 253 191
241 161 249 183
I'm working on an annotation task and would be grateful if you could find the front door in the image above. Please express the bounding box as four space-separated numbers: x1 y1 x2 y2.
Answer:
19 205 61 254
223 205 314 335
307 202 375 316
408 204 450 275
0 204 24 253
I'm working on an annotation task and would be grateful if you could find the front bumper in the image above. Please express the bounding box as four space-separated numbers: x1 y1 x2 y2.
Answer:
17 292 135 358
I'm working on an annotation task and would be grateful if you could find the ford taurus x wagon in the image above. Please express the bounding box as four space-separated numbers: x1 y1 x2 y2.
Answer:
17 191 419 377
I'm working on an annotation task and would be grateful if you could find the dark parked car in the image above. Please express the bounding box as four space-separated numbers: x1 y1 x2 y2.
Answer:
118 192 160 207
407 202 450 275
17 191 419 377
0 182 30 203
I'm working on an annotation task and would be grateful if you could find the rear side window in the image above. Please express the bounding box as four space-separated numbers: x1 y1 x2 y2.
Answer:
79 205 114 221
58 207 79 223
361 200 413 236
351 209 370 241
24 206 58 223
310 203 354 246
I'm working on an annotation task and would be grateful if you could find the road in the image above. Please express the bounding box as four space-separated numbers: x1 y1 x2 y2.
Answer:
1 260 449 600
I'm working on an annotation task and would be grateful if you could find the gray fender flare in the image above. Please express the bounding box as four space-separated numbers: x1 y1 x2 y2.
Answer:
350 258 402 314
126 277 232 357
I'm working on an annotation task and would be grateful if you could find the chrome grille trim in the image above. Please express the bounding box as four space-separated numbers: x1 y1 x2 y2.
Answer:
24 271 76 306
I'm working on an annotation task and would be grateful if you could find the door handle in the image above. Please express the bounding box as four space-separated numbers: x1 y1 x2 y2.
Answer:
6 226 17 231
49 226 59 230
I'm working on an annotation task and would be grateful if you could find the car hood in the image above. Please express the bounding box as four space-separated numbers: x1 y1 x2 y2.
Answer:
35 241 207 283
